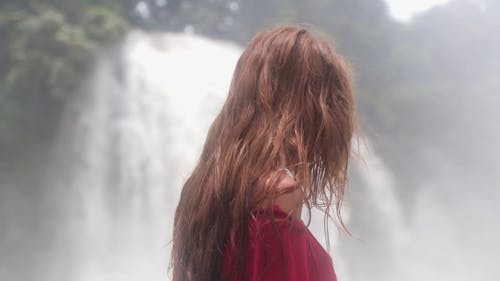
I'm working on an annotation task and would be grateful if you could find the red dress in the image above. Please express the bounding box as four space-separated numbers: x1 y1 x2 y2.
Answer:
222 206 337 281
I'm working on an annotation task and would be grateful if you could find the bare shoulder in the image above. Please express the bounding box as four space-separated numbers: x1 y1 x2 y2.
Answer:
261 170 304 220
274 186 304 220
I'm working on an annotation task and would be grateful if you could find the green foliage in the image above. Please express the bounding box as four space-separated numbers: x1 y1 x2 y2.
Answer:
0 0 129 150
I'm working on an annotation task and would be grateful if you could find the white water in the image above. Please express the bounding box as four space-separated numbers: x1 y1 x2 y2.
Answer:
44 30 498 281
46 31 241 281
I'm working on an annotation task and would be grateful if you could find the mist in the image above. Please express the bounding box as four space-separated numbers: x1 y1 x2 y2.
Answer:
1 1 499 280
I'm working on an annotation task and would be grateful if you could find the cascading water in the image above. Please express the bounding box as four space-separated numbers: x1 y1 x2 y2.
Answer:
42 30 410 281
45 31 242 281
41 30 498 281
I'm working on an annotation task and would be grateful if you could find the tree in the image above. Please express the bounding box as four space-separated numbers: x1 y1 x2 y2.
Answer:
0 0 129 157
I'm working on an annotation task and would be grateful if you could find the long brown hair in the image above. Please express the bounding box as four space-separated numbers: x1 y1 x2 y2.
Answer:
171 24 355 281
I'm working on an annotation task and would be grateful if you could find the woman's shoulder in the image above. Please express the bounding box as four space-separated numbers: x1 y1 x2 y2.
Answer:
251 205 306 231
257 168 305 220
244 206 337 281
250 206 333 262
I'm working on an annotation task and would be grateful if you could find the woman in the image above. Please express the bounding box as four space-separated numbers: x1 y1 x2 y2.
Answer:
171 25 355 281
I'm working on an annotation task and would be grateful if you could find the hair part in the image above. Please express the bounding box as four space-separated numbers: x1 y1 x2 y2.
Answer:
171 24 356 281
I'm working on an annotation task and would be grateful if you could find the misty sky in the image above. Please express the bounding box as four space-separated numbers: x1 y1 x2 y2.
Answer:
385 0 455 21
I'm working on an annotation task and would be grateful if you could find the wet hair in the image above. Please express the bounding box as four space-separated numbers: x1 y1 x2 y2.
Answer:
171 24 356 281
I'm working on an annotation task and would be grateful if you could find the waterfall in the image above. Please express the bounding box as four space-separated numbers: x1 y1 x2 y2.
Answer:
42 30 496 281
45 30 242 281
45 30 408 281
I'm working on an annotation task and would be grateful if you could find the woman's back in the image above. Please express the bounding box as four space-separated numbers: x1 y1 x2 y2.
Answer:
222 206 337 281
